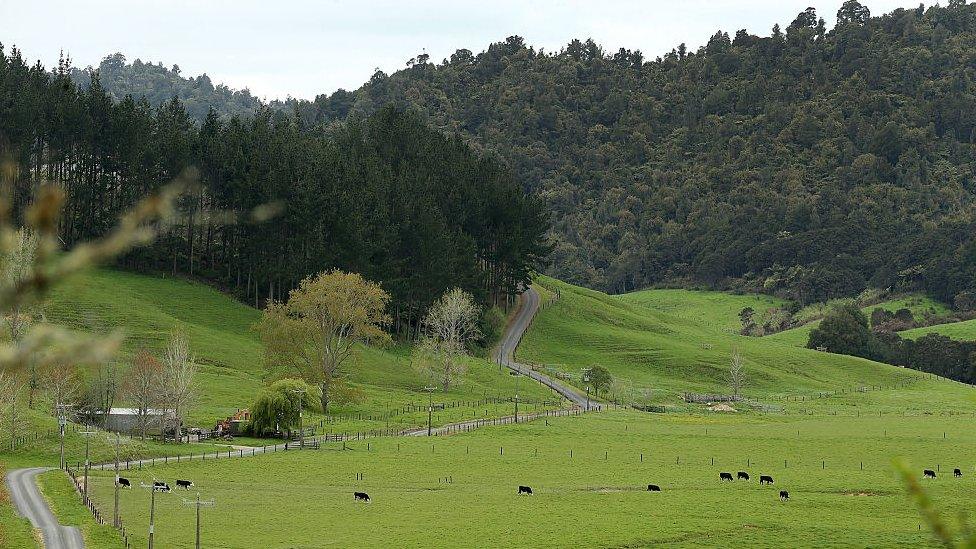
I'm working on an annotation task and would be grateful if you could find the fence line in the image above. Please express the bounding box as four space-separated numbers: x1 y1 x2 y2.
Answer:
87 405 604 473
65 465 132 549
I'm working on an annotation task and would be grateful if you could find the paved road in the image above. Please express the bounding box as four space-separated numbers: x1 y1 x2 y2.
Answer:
6 467 84 549
493 287 600 410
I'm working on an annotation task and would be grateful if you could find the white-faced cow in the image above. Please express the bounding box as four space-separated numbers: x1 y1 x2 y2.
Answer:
954 468 962 478
153 481 171 493
923 469 937 479
176 480 194 490
354 492 370 503
780 490 790 501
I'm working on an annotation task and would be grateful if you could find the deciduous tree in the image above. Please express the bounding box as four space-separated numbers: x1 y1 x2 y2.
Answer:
413 288 481 391
160 329 196 442
255 270 391 413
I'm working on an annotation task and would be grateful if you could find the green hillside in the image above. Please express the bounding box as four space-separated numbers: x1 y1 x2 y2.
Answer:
765 294 953 348
901 318 976 341
519 278 973 410
618 289 785 334
41 269 554 425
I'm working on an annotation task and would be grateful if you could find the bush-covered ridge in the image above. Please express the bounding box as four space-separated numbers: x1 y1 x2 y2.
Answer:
298 1 976 305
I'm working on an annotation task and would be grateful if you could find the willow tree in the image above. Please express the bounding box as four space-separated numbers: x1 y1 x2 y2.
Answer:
255 270 391 413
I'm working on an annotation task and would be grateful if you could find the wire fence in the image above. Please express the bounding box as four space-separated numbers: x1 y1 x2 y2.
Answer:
86 406 602 473
65 465 132 549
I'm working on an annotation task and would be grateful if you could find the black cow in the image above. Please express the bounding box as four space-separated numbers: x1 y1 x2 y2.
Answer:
780 490 790 501
954 469 962 478
759 475 774 485
176 480 194 490
720 472 734 482
153 481 171 493
647 484 661 492
737 471 750 481
518 485 533 495
354 492 370 502
116 477 131 488
923 469 937 479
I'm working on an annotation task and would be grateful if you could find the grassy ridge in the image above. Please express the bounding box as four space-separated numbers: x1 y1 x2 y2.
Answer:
901 319 976 341
518 278 936 404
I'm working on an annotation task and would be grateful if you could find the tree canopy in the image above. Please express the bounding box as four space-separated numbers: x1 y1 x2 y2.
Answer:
0 49 549 326
293 2 976 305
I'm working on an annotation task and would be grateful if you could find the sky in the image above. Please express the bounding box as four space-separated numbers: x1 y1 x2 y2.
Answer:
1 0 915 101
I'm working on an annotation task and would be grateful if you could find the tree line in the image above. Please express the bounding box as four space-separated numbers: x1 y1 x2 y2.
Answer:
809 304 976 384
0 46 549 332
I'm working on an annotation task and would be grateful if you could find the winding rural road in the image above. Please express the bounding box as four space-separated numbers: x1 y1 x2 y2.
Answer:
493 286 599 410
5 467 84 549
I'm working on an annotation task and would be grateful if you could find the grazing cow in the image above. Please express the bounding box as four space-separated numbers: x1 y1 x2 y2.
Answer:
354 492 370 503
720 472 734 482
923 469 937 479
737 472 750 481
153 481 171 493
518 485 533 495
759 475 774 485
116 477 131 488
647 484 661 492
780 490 790 501
954 468 962 478
176 480 194 490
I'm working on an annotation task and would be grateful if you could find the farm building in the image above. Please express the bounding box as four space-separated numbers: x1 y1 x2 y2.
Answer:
96 407 174 435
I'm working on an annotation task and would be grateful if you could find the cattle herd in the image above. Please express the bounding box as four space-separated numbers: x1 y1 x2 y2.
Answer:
115 477 195 493
113 467 963 505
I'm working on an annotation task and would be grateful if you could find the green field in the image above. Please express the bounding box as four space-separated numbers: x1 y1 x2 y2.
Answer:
901 318 976 341
82 409 976 548
9 271 976 547
2 269 560 547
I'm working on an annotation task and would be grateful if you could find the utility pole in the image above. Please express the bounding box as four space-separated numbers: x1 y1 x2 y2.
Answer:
79 429 97 500
582 368 592 412
513 371 522 423
113 432 121 528
140 481 166 549
56 404 73 470
425 386 436 436
289 388 306 448
182 493 215 549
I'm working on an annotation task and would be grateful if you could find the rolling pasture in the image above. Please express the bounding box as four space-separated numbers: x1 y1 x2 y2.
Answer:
72 277 976 547
516 278 965 406
83 408 976 548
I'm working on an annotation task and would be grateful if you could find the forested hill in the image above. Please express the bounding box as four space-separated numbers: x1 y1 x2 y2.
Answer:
0 49 549 332
69 53 267 120
297 1 976 306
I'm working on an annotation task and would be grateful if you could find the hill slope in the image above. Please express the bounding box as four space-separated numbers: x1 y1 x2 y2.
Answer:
41 269 555 426
298 1 976 303
519 278 974 410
